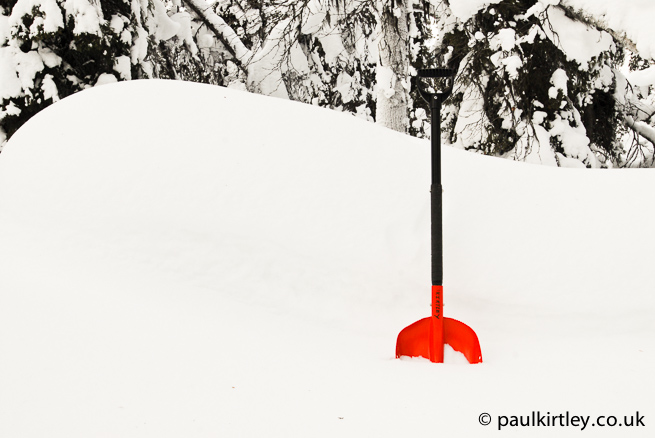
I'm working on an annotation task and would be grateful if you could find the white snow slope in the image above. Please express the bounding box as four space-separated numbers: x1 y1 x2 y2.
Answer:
0 80 653 437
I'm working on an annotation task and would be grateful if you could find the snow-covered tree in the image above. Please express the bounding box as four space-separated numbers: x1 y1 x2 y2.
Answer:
614 51 655 167
184 0 438 133
0 0 198 147
4 0 653 167
0 0 438 146
183 0 379 119
437 0 655 168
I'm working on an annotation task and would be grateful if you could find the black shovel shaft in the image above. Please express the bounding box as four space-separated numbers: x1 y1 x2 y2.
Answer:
431 95 443 287
415 68 454 287
432 184 443 286
431 95 442 186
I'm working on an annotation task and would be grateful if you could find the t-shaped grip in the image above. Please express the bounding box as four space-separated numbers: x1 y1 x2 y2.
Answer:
416 68 456 78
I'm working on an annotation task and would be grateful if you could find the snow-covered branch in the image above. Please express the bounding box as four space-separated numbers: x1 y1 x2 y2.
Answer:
560 3 640 55
624 116 655 147
182 0 253 67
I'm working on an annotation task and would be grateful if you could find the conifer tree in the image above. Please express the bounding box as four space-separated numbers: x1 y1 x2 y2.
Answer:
0 0 198 146
437 0 654 167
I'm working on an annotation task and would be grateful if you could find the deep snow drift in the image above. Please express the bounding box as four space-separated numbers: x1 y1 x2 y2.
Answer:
0 80 653 437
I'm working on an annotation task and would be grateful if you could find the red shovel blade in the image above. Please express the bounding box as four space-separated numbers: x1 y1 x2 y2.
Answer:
396 287 482 363
396 317 482 363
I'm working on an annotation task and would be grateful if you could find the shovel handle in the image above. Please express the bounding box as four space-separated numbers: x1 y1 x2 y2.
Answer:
414 69 456 106
432 185 443 286
416 68 455 287
417 68 456 78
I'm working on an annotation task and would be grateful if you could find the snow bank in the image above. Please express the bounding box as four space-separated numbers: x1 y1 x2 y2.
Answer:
0 80 653 437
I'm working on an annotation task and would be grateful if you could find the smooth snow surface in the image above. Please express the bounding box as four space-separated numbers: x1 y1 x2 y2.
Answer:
0 80 653 437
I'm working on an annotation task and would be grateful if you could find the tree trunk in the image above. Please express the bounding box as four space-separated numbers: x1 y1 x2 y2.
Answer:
375 0 410 133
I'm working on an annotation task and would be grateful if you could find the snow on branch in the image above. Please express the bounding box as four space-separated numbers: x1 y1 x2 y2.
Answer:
182 0 253 67
560 4 640 55
624 116 655 147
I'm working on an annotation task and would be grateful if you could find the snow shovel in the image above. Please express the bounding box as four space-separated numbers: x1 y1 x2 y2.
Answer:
395 68 482 364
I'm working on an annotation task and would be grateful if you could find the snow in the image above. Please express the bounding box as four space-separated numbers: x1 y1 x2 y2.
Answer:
41 73 59 102
448 0 503 21
336 71 354 104
0 79 654 436
449 0 655 62
499 54 522 80
131 26 150 64
288 42 310 75
549 68 568 99
494 27 516 52
169 12 196 55
114 55 132 81
95 72 118 86
317 31 346 65
12 50 45 91
0 14 9 45
627 66 655 87
246 17 290 98
376 65 396 99
453 62 488 147
185 0 252 63
513 121 558 166
38 46 62 68
301 0 326 35
63 0 103 36
542 6 614 71
9 0 65 36
152 0 182 41
0 48 23 100
564 0 655 60
533 111 548 125
110 14 126 34
550 115 595 166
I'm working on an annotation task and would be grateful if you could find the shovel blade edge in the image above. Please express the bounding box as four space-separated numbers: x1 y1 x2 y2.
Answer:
444 317 482 364
395 316 437 361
